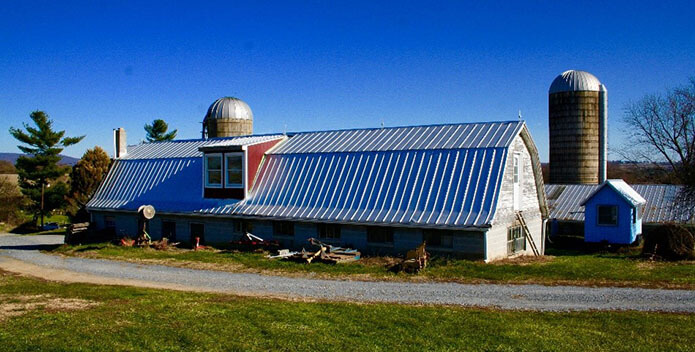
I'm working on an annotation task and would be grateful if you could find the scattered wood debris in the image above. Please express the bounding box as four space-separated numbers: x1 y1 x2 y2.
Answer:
64 222 90 244
119 236 179 250
152 237 180 250
392 242 429 273
229 233 280 251
269 238 361 264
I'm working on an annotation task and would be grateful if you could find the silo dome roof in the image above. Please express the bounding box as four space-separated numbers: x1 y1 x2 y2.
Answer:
205 97 253 121
549 70 602 94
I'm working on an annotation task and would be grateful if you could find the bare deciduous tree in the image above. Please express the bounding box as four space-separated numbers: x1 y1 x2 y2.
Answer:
624 77 695 218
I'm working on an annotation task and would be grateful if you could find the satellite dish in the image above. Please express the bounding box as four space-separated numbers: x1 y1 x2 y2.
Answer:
138 205 156 219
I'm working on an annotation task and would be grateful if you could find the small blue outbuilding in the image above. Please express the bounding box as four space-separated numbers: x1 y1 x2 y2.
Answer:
580 179 647 244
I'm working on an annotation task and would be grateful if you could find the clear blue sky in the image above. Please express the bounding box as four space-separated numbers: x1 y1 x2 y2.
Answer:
1 1 693 161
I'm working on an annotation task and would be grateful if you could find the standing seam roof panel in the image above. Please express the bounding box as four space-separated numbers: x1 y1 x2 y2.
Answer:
272 121 522 154
225 148 508 227
87 158 236 213
545 184 694 224
90 121 528 229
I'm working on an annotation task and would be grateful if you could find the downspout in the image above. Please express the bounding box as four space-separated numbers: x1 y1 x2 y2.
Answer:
599 84 608 183
483 231 489 263
541 218 547 255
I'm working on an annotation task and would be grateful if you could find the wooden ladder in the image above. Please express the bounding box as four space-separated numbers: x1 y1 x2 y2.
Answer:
515 211 540 256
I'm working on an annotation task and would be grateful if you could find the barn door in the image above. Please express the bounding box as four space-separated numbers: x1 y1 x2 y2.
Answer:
513 154 520 211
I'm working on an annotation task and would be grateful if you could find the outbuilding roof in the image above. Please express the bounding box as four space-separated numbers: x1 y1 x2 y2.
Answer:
88 120 543 229
579 179 646 207
546 183 694 225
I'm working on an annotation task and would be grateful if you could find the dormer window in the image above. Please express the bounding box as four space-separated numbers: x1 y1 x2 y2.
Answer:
226 153 244 188
198 135 285 199
205 154 223 188
202 151 246 199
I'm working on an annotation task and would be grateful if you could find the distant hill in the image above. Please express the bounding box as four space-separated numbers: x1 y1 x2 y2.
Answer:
0 153 79 167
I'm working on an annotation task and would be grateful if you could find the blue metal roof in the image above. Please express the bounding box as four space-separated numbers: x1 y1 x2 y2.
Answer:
273 121 523 154
87 158 236 213
122 135 284 160
89 121 531 228
221 147 507 227
198 135 285 151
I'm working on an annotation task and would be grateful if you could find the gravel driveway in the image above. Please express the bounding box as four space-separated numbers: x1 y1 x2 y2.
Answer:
1 233 694 312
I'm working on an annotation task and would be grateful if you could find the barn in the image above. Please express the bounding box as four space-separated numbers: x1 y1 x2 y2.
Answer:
87 102 547 261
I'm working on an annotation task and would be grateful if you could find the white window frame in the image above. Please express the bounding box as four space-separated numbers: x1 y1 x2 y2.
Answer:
204 153 223 188
225 152 245 189
513 153 521 211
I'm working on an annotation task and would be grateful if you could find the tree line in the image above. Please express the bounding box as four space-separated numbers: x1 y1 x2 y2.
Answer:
1 114 177 230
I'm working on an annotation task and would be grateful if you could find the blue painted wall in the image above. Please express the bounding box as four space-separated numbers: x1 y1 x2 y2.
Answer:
91 211 486 255
584 187 642 244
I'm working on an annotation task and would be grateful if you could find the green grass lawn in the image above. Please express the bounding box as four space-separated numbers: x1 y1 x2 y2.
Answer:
52 243 695 289
0 270 693 351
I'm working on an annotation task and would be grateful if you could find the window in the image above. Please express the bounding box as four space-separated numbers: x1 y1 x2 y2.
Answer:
233 220 253 234
273 221 294 237
507 225 525 254
162 221 176 241
317 223 341 239
513 155 520 183
226 154 243 188
598 205 618 225
367 227 393 244
632 206 640 224
104 216 115 229
423 229 454 248
205 154 222 188
190 223 205 243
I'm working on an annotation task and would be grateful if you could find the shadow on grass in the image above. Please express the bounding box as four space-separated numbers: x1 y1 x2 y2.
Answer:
74 244 110 252
7 221 67 236
8 222 40 234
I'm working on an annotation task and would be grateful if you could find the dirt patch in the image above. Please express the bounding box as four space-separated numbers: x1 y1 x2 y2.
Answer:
492 255 555 266
358 256 401 267
0 294 100 321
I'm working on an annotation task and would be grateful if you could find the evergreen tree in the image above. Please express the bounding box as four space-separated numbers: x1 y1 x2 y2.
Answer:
67 146 111 222
144 119 177 142
9 111 84 227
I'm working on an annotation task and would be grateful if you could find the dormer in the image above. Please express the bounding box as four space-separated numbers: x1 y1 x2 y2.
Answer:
198 135 285 199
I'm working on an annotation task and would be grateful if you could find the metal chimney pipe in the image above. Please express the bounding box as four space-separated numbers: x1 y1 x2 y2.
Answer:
113 128 127 159
598 84 608 183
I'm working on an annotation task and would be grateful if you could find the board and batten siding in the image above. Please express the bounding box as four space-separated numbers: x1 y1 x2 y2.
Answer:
486 134 544 261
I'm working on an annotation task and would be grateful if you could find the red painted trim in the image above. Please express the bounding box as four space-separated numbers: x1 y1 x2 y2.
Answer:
247 139 283 191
